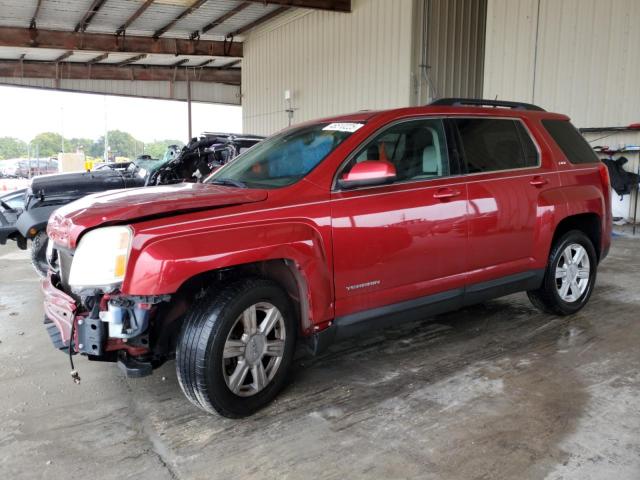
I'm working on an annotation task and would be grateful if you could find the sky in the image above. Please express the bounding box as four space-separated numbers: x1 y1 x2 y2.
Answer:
0 85 243 143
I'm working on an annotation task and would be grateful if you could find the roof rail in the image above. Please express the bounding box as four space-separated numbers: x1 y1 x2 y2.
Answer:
429 98 546 112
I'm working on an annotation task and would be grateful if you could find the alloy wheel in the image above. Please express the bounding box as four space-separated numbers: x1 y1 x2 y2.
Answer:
222 302 286 397
555 243 590 303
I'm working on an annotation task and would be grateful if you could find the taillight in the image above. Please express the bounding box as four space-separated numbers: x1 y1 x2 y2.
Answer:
598 162 611 193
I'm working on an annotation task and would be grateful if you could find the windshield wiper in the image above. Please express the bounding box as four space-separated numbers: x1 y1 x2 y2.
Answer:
210 178 248 188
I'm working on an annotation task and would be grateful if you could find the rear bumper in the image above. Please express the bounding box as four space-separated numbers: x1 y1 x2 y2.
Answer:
41 275 77 347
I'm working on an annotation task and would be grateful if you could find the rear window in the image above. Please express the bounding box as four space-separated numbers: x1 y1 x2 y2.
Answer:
453 118 539 173
542 119 599 164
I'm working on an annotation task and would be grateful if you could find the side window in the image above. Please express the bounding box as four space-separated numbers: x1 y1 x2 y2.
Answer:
342 118 450 183
515 122 539 167
542 119 599 164
454 118 538 173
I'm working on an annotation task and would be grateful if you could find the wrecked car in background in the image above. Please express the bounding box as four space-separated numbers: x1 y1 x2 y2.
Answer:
0 133 263 276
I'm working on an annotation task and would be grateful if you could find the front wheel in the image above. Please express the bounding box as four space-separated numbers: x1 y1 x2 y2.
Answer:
528 230 597 315
176 278 296 417
30 230 49 278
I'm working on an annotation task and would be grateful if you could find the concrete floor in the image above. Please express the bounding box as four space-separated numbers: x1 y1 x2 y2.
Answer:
0 236 639 480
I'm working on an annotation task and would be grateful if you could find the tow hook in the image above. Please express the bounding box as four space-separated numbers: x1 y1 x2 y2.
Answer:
76 306 107 357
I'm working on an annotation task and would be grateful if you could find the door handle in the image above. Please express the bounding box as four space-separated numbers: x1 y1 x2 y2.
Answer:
433 188 461 200
530 176 548 187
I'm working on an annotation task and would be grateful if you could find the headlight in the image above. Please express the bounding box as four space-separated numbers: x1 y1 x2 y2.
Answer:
68 226 132 290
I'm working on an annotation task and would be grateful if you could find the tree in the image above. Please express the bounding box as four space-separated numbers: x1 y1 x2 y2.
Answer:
93 130 144 159
67 137 95 155
31 132 64 157
88 139 105 159
0 137 27 159
144 139 185 159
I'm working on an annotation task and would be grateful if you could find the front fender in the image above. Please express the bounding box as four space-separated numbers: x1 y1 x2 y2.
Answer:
16 205 61 238
122 221 334 325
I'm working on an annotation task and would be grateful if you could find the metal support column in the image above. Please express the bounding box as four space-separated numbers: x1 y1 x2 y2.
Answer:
187 72 193 140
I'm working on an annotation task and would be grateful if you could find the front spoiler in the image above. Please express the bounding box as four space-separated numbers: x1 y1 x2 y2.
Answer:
0 208 19 245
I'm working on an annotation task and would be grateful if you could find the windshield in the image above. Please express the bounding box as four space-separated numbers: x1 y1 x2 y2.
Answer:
205 122 363 189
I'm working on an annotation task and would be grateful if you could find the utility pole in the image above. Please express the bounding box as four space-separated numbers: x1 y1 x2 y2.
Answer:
187 72 193 140
103 95 109 162
60 106 65 153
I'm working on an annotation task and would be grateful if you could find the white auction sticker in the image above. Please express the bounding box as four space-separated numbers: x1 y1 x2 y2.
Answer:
322 122 364 133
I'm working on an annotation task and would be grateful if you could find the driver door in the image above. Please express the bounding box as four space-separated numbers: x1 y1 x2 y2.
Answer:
330 118 469 318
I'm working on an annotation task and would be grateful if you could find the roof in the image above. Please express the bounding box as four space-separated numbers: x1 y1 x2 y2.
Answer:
0 1 351 85
301 101 571 127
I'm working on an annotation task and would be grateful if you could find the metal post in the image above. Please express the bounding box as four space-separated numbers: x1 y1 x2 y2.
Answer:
187 71 192 140
634 159 639 235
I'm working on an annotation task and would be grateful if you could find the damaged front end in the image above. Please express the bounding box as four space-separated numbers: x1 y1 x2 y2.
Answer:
43 220 173 379
43 269 171 378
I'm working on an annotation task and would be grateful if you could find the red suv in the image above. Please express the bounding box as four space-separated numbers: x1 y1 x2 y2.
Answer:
43 98 611 417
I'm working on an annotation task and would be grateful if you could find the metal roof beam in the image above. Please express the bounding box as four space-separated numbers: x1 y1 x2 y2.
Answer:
192 2 251 39
228 7 290 36
87 52 109 64
153 0 208 39
195 58 215 67
117 0 156 35
30 0 44 29
220 59 241 69
75 0 109 33
117 53 147 66
54 50 74 62
0 60 241 84
0 26 243 57
245 0 351 12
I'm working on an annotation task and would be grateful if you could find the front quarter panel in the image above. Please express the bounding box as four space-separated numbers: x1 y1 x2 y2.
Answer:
122 202 334 326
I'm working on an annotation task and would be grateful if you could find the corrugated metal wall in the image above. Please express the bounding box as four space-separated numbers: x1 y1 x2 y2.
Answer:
484 0 640 220
0 78 241 105
415 0 487 103
241 0 415 136
484 0 640 129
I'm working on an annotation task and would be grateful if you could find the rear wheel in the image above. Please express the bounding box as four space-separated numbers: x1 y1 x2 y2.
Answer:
30 230 49 278
528 230 597 315
176 278 296 417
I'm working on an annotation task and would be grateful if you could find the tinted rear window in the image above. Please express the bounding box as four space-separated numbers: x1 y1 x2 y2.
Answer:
542 119 599 164
453 118 538 173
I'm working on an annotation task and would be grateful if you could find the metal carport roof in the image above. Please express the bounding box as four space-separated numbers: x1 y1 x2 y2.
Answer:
0 1 350 102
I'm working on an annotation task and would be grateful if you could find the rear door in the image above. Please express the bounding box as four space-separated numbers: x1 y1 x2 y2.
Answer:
451 117 560 286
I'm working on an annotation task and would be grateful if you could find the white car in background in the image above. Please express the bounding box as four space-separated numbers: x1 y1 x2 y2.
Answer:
0 159 21 177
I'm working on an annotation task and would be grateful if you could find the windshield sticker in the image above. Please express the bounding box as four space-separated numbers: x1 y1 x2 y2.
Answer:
322 123 364 133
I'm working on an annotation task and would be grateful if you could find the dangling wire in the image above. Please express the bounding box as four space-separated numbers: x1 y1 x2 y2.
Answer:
69 318 81 384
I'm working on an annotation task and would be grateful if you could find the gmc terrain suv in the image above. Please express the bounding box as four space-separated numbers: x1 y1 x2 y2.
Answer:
43 98 611 417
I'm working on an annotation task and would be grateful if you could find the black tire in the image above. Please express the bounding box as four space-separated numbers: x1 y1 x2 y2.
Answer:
176 277 296 418
527 230 597 315
31 230 49 278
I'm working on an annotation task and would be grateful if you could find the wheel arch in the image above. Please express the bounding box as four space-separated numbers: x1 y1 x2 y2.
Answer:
150 258 315 360
551 213 602 261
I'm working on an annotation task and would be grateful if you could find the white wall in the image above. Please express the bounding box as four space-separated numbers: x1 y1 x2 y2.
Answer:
241 0 415 136
484 0 640 128
484 0 640 220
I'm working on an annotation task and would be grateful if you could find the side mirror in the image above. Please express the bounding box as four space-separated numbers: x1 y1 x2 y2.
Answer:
338 160 397 189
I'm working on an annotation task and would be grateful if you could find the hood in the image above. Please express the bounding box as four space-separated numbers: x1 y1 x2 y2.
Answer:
48 182 268 249
30 170 127 198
